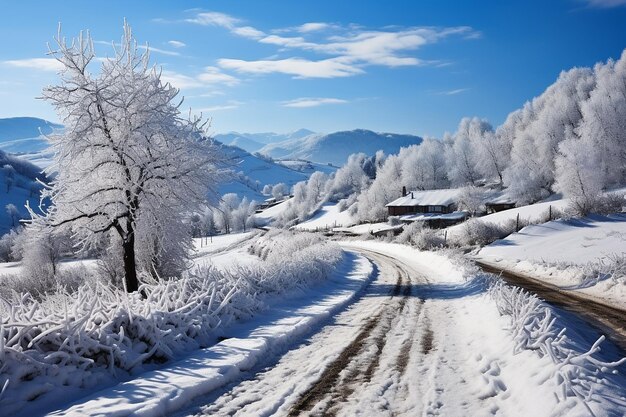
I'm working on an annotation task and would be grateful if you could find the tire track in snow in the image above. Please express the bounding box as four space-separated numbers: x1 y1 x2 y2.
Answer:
287 250 427 416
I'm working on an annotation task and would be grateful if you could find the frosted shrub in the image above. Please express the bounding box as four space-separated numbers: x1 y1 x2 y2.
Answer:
0 230 343 411
451 218 512 247
396 222 445 250
489 280 625 411
581 253 626 286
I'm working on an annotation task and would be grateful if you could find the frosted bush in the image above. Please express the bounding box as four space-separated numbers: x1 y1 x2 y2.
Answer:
450 218 513 247
0 230 342 411
489 280 625 411
580 253 626 286
396 222 445 250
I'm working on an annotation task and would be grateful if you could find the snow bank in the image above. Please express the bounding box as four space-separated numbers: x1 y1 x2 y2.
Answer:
477 214 626 307
489 280 626 413
0 231 346 416
292 203 355 231
47 250 374 417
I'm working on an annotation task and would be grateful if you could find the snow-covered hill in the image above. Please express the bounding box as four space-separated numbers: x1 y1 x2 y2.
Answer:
258 129 422 166
0 149 46 234
214 129 315 154
0 117 61 167
218 144 312 200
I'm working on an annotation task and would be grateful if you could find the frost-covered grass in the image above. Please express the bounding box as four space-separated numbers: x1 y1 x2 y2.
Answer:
488 280 626 412
0 230 342 414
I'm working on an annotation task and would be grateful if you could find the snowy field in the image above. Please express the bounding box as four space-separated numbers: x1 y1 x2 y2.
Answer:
45 251 374 417
0 231 358 416
446 195 570 241
292 204 356 231
173 240 626 416
477 214 626 308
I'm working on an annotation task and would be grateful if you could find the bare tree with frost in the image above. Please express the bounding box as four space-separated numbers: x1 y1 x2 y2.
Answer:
31 23 224 293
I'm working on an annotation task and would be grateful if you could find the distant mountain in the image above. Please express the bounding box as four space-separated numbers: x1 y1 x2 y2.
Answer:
0 118 339 203
214 129 316 154
217 144 316 200
0 149 47 234
258 129 422 166
0 117 61 166
0 117 62 141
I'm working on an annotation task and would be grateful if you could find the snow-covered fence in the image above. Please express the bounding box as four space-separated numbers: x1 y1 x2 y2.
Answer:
489 280 625 412
0 231 342 412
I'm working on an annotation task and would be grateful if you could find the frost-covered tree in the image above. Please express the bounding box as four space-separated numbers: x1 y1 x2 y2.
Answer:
6 204 21 227
216 193 239 234
554 136 605 215
503 67 596 203
232 197 257 232
272 183 289 200
445 118 490 186
577 50 626 186
327 153 371 201
32 23 224 293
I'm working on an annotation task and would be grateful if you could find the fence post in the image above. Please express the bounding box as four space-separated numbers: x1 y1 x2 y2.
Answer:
549 205 552 221
516 213 520 232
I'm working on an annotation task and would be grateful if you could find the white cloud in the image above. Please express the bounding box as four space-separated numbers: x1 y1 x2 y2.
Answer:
282 97 348 108
436 88 469 96
583 0 626 7
141 45 180 56
197 66 240 86
161 71 203 89
218 57 363 78
232 26 266 39
168 40 186 48
195 100 242 112
162 67 239 89
185 11 479 79
298 22 332 33
95 40 180 56
3 58 63 71
186 11 241 28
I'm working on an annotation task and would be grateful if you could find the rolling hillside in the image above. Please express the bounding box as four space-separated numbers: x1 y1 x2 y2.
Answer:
258 129 422 166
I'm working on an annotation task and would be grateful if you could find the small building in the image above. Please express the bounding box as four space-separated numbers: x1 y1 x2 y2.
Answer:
386 189 461 216
485 192 516 213
386 188 468 228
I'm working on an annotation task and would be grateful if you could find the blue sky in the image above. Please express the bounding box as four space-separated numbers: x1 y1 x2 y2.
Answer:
0 0 625 137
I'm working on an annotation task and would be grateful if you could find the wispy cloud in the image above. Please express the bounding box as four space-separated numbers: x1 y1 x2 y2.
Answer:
436 88 469 96
581 0 626 7
218 57 362 78
282 97 348 108
298 22 334 33
162 67 239 89
3 58 63 71
167 40 186 48
95 40 181 56
185 11 241 29
181 10 479 79
195 100 243 113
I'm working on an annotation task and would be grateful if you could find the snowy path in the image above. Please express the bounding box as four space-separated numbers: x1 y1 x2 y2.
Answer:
179 242 626 417
45 252 374 417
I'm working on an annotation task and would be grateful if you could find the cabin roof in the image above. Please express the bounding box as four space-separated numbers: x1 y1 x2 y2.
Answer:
386 189 462 207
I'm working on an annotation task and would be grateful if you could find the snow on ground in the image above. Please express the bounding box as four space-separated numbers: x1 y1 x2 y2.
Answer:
292 204 356 231
175 240 626 417
47 251 374 417
477 214 626 308
254 198 292 226
447 195 569 241
193 232 260 271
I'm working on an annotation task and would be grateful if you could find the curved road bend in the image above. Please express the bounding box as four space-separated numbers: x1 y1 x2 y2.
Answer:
476 260 626 352
180 248 438 417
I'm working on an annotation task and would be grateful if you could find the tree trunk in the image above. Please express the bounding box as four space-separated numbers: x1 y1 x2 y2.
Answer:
123 233 139 293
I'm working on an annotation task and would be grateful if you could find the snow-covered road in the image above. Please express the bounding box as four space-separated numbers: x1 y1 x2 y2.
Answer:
178 242 626 417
